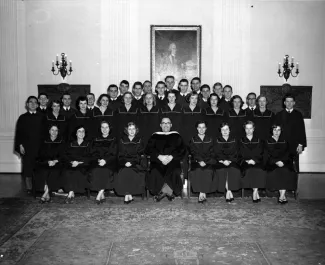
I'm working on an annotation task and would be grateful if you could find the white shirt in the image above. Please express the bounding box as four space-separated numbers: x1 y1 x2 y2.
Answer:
286 108 293 113
29 111 36 114
63 106 70 111
158 95 165 100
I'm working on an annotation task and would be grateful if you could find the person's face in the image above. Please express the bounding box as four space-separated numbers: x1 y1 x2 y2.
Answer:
123 94 133 105
233 98 242 109
160 118 172 132
191 80 201 92
101 123 110 136
179 82 188 94
108 87 118 99
62 95 71 107
189 95 198 106
247 94 256 107
213 85 223 96
39 95 48 107
87 95 95 106
119 83 129 95
145 94 154 105
27 98 38 111
52 103 60 114
224 87 232 100
167 93 176 104
165 78 175 90
156 84 166 95
245 124 254 136
197 123 207 135
170 43 177 56
132 85 143 97
221 126 230 137
284 98 295 110
272 126 281 138
201 88 210 99
258 97 267 108
100 96 109 108
210 95 218 107
49 126 58 139
127 125 136 137
143 82 152 94
79 100 87 112
76 128 85 140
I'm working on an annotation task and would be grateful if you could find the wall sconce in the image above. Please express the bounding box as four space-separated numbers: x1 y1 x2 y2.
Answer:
51 53 72 79
277 55 299 82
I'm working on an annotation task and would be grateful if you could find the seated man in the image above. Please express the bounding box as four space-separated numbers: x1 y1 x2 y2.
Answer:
145 117 186 202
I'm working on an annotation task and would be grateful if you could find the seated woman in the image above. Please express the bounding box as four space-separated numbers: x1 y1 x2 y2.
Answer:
62 126 90 203
240 120 267 203
146 117 186 202
114 122 146 204
34 124 65 203
266 124 297 204
89 121 117 204
189 120 216 203
214 122 242 202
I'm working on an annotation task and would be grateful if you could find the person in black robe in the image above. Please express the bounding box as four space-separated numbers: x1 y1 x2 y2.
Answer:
14 96 45 191
132 81 145 109
115 92 139 138
145 117 186 202
176 79 189 108
107 84 122 111
160 91 183 134
275 92 307 172
214 122 242 202
165 75 180 97
36 93 49 115
143 80 153 94
266 124 297 204
212 82 223 100
34 125 65 202
92 94 117 138
62 126 90 203
244 92 257 118
218 85 233 112
117 80 130 101
86 93 99 116
198 84 210 110
240 121 267 203
59 92 77 120
155 81 168 109
188 121 216 203
203 93 226 139
138 93 160 145
68 96 93 141
45 100 68 141
114 122 146 203
89 121 117 204
226 95 249 140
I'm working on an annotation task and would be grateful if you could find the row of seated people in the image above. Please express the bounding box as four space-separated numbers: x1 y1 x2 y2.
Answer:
33 118 297 205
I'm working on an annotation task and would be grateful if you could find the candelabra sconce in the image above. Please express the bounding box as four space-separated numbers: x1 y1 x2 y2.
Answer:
277 55 299 82
51 53 73 79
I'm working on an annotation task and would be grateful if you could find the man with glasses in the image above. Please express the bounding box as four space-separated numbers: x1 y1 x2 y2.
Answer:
145 117 186 202
245 92 257 117
14 96 45 193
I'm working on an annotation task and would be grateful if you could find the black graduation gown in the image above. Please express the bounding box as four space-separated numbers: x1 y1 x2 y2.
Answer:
156 95 168 109
198 98 210 110
251 109 275 141
218 98 232 112
108 98 122 111
203 107 226 139
132 96 145 109
181 106 204 145
92 107 117 138
34 137 65 191
239 135 267 188
62 140 90 193
59 107 77 121
188 135 216 193
115 105 139 138
226 109 249 140
214 137 242 192
160 104 183 134
68 110 93 141
14 112 45 180
145 131 186 195
114 135 146 195
87 106 99 118
45 112 68 141
37 107 50 116
89 135 117 191
176 94 189 108
138 106 161 145
265 137 297 190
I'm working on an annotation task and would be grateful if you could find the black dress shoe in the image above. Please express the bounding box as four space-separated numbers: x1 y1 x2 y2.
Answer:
124 200 129 204
226 199 231 203
198 200 204 204
230 198 234 202
281 199 288 204
253 199 258 203
257 198 261 202
153 192 166 202
166 194 175 201
39 197 46 204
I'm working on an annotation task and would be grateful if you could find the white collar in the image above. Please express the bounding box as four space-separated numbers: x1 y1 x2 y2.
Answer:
29 111 36 114
224 98 230 102
40 106 47 110
158 95 165 99
63 106 70 111
135 96 142 100
153 131 179 135
88 106 94 110
248 106 256 110
286 108 293 113
180 93 187 97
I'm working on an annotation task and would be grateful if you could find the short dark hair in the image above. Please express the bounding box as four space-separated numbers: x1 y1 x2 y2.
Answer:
191 77 201 84
120 80 129 86
208 93 219 106
200 84 210 92
61 92 71 101
76 96 88 109
219 122 231 132
26 96 38 104
195 120 207 128
223 85 233 92
132 81 143 89
246 92 257 100
86 92 95 98
179 78 189 85
270 124 283 135
107 84 118 92
243 120 255 129
97 94 109 106
165 76 175 81
284 93 295 101
73 125 87 140
213 82 223 89
155 81 166 88
124 122 139 136
188 91 199 100
51 100 61 107
143 80 152 85
38 93 48 99
230 95 244 108
47 124 59 132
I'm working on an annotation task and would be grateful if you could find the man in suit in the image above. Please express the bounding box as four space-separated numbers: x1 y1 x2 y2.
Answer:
199 84 211 109
60 92 77 120
37 93 49 115
213 82 223 100
245 92 257 117
132 81 144 109
218 85 233 112
117 80 130 101
86 93 98 115
107 84 122 111
165 75 180 96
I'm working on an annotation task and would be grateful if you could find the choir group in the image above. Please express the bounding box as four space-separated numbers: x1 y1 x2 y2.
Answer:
14 76 307 205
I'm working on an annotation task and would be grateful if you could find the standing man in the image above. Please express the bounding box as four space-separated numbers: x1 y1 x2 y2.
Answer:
218 85 233 112
245 92 257 118
199 84 211 109
176 79 189 108
132 81 144 109
165 76 180 96
14 96 45 192
190 77 201 94
86 93 98 115
60 92 77 120
117 80 130 101
275 92 307 172
37 93 49 115
143 80 153 94
155 81 168 109
213 82 223 100
107 84 121 111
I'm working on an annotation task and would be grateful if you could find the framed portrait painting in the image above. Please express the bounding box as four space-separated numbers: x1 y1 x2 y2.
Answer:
151 25 202 88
